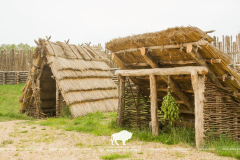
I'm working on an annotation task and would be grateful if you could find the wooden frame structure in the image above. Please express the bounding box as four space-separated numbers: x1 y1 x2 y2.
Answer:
106 27 240 148
116 66 208 148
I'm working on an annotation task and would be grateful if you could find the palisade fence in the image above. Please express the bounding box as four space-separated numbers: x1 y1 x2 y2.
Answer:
0 49 33 85
212 34 240 66
0 49 34 71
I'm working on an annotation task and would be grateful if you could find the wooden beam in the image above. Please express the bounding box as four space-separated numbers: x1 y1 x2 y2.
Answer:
136 75 234 81
125 59 221 66
148 88 194 93
117 75 125 127
113 40 209 54
139 47 205 112
115 67 208 77
190 47 222 86
179 110 195 114
150 75 159 137
112 53 141 85
191 72 205 148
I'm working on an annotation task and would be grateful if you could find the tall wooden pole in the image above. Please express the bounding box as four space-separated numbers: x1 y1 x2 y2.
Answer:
150 75 159 137
191 72 205 148
117 75 125 127
56 84 60 117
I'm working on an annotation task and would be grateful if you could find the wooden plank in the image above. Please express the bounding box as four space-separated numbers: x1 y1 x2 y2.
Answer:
117 75 125 127
150 75 159 137
115 66 208 77
191 72 205 148
190 46 222 86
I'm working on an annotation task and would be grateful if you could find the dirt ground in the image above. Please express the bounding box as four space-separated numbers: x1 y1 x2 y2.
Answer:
0 120 236 160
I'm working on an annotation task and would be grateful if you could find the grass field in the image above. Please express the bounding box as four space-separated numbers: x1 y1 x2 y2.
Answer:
0 84 31 122
0 84 239 159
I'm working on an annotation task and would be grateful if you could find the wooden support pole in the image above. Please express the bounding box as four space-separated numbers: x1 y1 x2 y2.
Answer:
190 47 222 86
140 47 197 111
191 72 205 148
56 84 60 117
150 75 159 137
117 75 125 127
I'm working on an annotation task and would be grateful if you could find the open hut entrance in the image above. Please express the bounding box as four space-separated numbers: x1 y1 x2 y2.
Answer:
39 64 56 117
116 66 208 148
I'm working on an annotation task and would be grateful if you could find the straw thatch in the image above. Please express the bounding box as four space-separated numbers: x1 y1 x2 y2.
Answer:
106 26 240 140
19 38 118 118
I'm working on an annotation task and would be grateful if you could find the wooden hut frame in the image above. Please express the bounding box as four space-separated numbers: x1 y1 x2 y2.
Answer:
116 66 207 147
106 26 240 148
19 38 118 118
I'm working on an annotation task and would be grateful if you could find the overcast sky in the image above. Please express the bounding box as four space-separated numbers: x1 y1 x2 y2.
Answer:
0 0 240 47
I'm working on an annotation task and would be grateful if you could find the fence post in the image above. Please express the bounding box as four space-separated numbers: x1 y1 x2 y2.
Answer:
3 72 6 85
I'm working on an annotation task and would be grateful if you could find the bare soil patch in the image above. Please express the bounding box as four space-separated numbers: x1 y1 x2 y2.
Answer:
0 120 236 160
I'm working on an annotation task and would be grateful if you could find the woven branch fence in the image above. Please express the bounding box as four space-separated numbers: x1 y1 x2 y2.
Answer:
0 49 34 71
204 81 240 141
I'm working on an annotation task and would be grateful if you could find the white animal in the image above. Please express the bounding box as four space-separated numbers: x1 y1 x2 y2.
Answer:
110 130 132 145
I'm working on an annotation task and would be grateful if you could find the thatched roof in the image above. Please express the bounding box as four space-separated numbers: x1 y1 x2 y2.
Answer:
106 26 240 114
19 39 118 118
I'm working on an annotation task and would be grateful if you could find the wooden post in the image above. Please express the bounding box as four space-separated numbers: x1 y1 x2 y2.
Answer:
150 75 159 137
3 72 6 85
191 72 205 148
117 75 125 127
0 50 3 71
16 72 19 85
136 85 141 129
11 49 15 71
56 84 60 117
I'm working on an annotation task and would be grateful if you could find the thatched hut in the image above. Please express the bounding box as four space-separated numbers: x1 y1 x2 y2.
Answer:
106 26 240 147
19 38 118 118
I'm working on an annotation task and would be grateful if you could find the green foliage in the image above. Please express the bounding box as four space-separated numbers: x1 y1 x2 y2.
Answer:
61 105 72 118
100 153 131 160
159 91 180 125
0 84 32 122
0 43 35 52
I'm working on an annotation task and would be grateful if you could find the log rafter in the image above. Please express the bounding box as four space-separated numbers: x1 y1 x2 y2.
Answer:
113 40 208 54
140 47 195 111
125 59 221 67
189 46 222 86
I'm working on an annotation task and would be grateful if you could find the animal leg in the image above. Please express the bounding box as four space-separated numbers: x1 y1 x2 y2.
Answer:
122 140 126 145
115 140 119 145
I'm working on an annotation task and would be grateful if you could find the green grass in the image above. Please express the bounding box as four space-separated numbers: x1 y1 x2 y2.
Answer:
0 84 239 159
100 153 131 160
0 84 32 121
0 139 13 147
204 134 240 159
